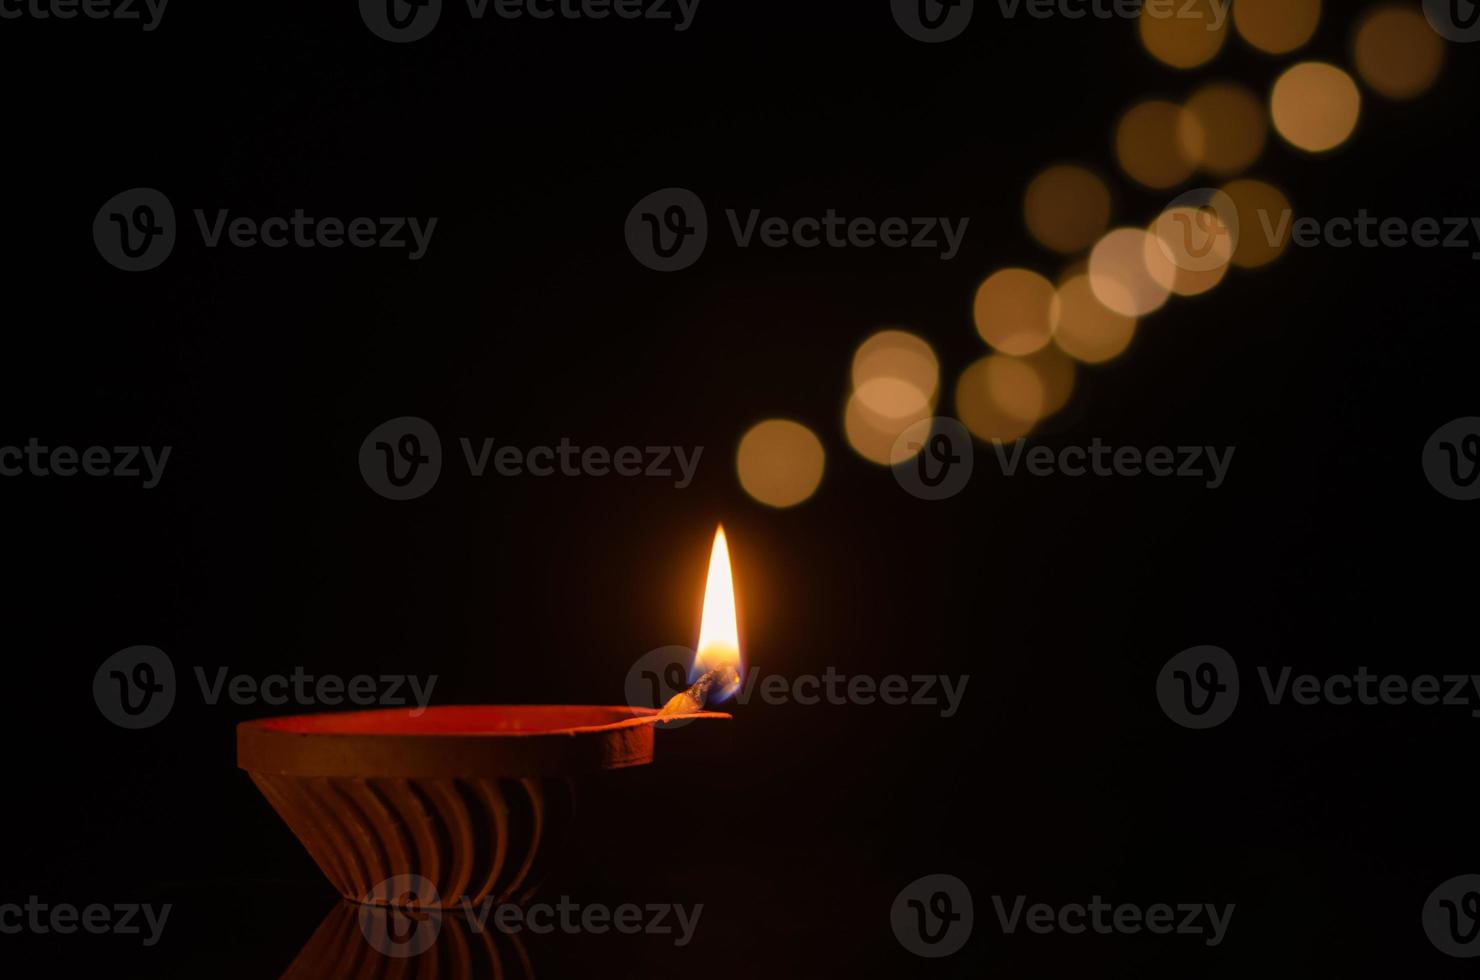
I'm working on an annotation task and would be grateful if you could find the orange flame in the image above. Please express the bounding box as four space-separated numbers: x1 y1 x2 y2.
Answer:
693 526 742 694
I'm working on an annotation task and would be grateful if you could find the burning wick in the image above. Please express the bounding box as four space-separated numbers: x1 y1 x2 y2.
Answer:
657 664 741 717
657 526 742 718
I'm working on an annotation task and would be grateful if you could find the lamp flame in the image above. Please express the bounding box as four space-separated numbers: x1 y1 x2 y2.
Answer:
693 525 742 699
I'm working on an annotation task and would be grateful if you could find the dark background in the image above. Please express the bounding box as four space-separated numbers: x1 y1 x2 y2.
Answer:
1 1 1476 976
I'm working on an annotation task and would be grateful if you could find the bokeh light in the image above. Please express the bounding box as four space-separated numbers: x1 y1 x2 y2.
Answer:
1088 228 1172 317
1024 165 1113 254
1019 345 1077 419
1051 274 1139 365
1182 82 1267 176
1220 178 1292 268
736 419 825 508
1353 5 1444 101
1139 0 1228 69
1233 0 1321 55
847 330 939 464
1117 100 1204 189
844 389 932 464
852 330 940 407
954 357 1038 443
1146 203 1235 296
973 268 1057 356
1271 62 1361 153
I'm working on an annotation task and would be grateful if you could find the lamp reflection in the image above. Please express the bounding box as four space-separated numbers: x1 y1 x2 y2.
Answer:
280 899 535 980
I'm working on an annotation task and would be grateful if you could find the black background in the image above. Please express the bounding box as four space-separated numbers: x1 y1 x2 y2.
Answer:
1 0 1477 977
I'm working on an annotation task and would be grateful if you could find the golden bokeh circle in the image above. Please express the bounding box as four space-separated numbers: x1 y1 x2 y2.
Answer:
736 419 825 508
1139 0 1229 69
1220 178 1292 269
1271 62 1361 153
1233 0 1321 55
1183 82 1268 177
1024 165 1113 254
954 357 1038 443
973 268 1057 356
1353 5 1444 101
1088 228 1172 318
1051 274 1139 365
1117 100 1204 189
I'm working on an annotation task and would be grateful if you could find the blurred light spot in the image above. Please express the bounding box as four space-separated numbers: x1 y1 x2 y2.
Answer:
973 269 1056 356
1220 178 1292 268
1233 0 1321 54
1271 62 1361 153
844 390 930 465
852 330 939 405
1051 274 1139 364
981 356 1046 424
736 419 824 508
1139 0 1228 68
854 376 932 425
1183 82 1268 176
1117 100 1204 189
1088 228 1171 317
954 357 1037 443
1024 165 1113 254
1354 5 1444 101
1020 345 1078 420
1146 205 1235 296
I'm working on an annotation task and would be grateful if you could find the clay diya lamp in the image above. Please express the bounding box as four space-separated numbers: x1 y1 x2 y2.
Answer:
238 704 726 909
238 527 744 910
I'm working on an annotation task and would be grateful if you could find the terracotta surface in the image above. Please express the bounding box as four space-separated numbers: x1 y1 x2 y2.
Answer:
238 705 729 908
